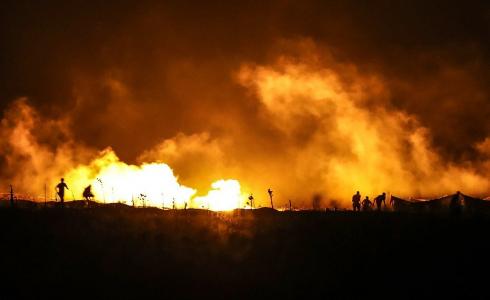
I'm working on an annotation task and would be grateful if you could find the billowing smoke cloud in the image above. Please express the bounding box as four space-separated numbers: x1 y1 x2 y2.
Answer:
235 51 490 200
1 1 489 208
121 45 490 206
0 98 95 198
2 43 490 208
0 99 246 209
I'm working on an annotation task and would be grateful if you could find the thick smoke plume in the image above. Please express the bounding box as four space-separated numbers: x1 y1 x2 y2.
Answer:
2 42 489 208
236 52 490 201
0 99 95 199
0 99 245 209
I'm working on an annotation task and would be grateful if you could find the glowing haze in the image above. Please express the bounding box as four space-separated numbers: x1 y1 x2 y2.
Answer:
1 2 490 208
0 99 247 210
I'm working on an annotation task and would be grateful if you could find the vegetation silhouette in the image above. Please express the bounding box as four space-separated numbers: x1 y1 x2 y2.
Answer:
248 194 254 209
267 188 274 209
9 184 15 208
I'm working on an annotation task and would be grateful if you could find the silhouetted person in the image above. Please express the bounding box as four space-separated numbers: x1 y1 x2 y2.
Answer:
352 191 361 211
83 185 94 203
56 178 69 207
362 196 372 211
450 191 462 216
374 192 386 211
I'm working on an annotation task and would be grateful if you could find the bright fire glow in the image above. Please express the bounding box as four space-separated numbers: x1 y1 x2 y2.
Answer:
193 179 246 211
62 148 246 210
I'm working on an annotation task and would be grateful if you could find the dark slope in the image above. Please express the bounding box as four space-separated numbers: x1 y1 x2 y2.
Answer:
0 208 489 299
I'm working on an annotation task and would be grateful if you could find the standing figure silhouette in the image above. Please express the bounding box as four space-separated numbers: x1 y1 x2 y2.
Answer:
352 191 361 211
56 178 69 207
374 193 386 211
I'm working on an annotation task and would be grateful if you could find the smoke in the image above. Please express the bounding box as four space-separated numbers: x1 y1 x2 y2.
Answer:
0 98 247 209
1 41 490 208
0 98 95 198
235 51 490 201
138 132 229 192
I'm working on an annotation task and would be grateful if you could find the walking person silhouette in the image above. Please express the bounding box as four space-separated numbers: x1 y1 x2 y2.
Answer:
56 178 69 207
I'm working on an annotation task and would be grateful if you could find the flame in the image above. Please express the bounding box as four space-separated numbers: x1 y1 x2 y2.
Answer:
62 148 245 210
193 179 246 211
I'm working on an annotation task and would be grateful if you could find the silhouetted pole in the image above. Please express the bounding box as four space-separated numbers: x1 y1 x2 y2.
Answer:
44 183 47 207
97 178 105 203
9 185 14 208
289 199 292 211
268 188 274 209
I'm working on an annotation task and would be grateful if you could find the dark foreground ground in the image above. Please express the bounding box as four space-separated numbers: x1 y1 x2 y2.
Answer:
1 206 489 299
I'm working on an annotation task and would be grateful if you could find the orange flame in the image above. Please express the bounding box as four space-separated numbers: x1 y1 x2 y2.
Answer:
62 148 246 210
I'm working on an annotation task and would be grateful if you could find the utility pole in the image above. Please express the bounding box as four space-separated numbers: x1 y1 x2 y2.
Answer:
268 188 274 209
44 184 47 207
9 185 14 208
289 199 292 211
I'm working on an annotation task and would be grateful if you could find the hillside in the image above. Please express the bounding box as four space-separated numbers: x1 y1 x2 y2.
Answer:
1 207 489 298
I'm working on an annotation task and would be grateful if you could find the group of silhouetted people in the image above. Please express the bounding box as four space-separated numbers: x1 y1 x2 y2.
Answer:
55 178 94 207
352 191 387 211
52 178 470 214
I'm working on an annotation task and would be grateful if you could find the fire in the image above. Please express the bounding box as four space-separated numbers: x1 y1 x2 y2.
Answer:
62 148 246 210
193 179 246 211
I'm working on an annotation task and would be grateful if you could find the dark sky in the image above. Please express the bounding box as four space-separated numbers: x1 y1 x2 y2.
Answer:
2 0 489 159
1 0 490 199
